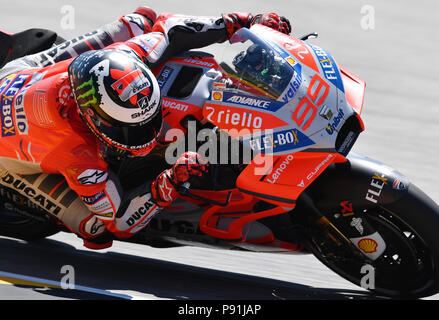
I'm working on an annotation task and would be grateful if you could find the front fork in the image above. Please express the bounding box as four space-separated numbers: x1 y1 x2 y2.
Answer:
298 192 386 261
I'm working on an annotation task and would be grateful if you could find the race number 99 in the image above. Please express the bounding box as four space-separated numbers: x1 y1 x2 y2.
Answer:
292 74 329 130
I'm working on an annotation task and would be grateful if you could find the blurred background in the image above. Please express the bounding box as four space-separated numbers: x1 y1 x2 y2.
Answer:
1 0 438 201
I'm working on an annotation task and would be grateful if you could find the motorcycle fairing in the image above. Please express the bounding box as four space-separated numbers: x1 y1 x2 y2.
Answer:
160 97 205 142
152 27 366 245
250 25 345 95
252 24 366 119
339 65 366 115
202 99 290 135
218 27 358 156
192 27 362 239
250 26 320 74
236 152 347 207
152 51 223 143
241 127 315 154
198 192 290 242
308 152 411 211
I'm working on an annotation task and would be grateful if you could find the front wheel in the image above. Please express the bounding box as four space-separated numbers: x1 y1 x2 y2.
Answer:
307 184 439 298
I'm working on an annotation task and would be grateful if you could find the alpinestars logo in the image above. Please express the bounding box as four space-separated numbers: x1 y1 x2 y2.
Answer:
159 178 174 202
77 170 108 185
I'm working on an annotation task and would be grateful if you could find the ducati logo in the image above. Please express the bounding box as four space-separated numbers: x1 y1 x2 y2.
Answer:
111 69 151 102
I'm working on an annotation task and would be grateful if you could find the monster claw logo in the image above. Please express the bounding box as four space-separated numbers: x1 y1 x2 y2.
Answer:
76 77 99 108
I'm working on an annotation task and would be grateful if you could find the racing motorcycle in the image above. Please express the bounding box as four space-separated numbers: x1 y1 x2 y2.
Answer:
1 26 439 299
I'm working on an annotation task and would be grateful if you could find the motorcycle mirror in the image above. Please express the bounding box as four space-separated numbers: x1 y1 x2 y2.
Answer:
299 32 319 41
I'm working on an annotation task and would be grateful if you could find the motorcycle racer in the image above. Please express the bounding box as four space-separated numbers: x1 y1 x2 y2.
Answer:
0 6 291 249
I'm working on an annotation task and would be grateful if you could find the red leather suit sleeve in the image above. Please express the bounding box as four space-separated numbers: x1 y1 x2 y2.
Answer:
105 13 230 69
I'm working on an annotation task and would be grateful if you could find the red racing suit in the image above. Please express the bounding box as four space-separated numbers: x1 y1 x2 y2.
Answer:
0 8 256 246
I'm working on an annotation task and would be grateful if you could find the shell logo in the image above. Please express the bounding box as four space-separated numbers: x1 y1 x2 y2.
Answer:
357 238 378 253
212 91 223 101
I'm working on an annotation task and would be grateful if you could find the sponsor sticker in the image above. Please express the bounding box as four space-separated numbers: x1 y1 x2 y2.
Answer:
111 69 151 102
340 200 354 217
358 238 378 253
182 57 215 68
162 98 190 112
280 64 302 103
128 36 159 55
246 128 314 153
266 154 294 184
350 217 364 235
157 66 174 89
310 44 344 92
1 74 29 137
211 91 223 101
81 191 106 205
325 108 345 135
77 169 108 185
365 172 388 204
0 74 16 94
219 91 285 112
203 104 287 132
350 231 387 260
306 153 334 181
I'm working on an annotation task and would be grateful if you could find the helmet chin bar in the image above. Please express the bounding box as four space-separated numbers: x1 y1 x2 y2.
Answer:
98 141 129 162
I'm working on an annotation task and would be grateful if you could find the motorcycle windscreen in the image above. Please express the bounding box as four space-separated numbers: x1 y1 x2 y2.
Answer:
220 27 296 100
236 152 346 207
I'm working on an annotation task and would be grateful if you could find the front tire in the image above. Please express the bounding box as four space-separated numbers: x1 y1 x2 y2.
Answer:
307 184 439 298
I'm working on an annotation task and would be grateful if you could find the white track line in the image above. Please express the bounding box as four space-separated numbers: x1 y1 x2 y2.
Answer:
0 271 138 299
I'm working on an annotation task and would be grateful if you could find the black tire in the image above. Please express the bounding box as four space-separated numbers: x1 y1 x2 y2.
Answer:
0 210 60 240
307 183 439 298
0 32 66 241
0 187 61 240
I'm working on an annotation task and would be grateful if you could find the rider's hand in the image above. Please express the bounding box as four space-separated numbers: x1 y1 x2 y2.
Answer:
132 6 157 32
251 13 291 35
223 12 291 38
151 152 209 207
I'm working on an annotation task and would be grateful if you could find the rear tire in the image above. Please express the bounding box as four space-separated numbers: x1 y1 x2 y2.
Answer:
0 212 60 241
0 32 66 241
0 188 60 240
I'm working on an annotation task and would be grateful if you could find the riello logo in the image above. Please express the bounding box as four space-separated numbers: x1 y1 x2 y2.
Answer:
203 104 288 133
